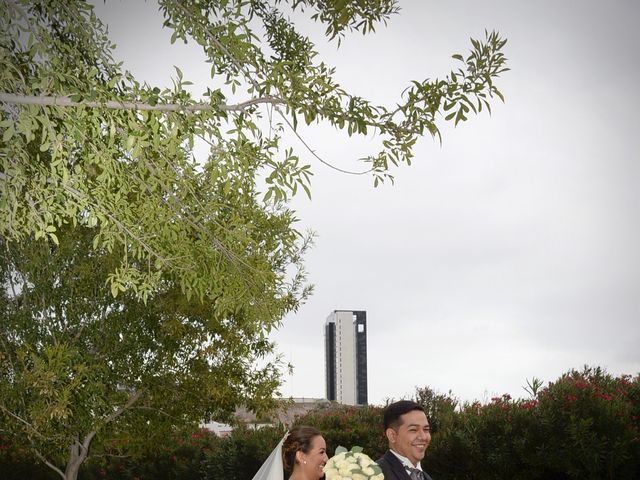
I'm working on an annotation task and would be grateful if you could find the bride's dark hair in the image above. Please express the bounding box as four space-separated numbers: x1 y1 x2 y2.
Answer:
282 425 322 473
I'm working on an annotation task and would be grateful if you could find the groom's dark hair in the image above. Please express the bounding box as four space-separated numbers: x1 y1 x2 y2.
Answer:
383 400 425 430
282 425 322 473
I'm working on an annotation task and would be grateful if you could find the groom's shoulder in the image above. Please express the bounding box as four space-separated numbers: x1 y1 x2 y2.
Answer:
376 449 391 464
376 451 406 480
376 450 398 472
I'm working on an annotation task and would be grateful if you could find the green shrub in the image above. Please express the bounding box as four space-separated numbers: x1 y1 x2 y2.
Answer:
81 428 220 480
531 367 640 479
202 424 284 480
414 386 459 435
0 435 56 480
427 367 640 480
299 403 387 459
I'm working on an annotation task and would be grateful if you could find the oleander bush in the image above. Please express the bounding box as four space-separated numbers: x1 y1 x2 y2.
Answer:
413 386 459 435
427 366 640 480
298 403 387 458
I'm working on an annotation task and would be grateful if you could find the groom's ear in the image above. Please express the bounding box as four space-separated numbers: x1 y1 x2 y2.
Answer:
385 427 397 444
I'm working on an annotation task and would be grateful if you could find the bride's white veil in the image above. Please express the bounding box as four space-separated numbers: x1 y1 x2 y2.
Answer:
251 432 288 480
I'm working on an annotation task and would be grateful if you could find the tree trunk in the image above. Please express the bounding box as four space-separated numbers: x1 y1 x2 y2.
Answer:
64 443 83 480
43 392 139 479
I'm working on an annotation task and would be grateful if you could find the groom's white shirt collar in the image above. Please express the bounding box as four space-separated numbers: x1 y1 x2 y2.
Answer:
389 449 423 471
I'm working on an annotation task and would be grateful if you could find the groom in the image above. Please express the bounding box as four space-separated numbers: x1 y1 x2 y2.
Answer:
376 400 434 480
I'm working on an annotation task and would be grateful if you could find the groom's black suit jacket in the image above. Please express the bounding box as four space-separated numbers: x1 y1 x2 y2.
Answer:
376 450 434 480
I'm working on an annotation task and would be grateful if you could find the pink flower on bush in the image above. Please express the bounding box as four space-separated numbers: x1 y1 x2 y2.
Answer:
566 394 577 403
595 392 615 401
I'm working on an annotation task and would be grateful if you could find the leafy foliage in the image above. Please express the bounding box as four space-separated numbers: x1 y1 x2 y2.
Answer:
300 403 387 459
427 367 640 479
413 385 459 434
201 424 285 480
0 227 285 478
0 0 507 299
81 428 221 480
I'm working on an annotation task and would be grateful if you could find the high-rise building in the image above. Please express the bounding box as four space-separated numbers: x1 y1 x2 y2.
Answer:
324 310 367 405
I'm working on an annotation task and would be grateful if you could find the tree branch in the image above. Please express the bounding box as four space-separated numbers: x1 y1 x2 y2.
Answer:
77 390 143 465
0 405 48 440
34 449 66 480
273 105 373 176
0 92 284 112
104 389 144 425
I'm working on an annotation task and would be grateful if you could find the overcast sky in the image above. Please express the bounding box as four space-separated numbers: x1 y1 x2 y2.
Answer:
93 0 640 404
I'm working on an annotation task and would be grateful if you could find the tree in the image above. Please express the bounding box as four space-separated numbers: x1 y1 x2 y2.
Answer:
0 1 508 478
0 0 508 300
0 226 285 479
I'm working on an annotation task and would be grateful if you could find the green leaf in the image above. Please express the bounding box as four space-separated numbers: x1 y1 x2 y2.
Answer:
301 183 312 200
335 446 348 455
2 126 14 142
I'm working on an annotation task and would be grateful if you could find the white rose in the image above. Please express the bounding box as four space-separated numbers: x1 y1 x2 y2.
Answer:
361 467 375 476
343 461 359 471
324 468 339 478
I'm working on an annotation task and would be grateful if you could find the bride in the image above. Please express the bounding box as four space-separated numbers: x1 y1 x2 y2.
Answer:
253 426 329 480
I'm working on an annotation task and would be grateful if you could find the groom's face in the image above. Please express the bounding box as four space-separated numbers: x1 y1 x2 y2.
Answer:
386 410 431 466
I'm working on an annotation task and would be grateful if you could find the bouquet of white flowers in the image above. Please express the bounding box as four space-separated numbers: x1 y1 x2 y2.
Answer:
323 446 384 480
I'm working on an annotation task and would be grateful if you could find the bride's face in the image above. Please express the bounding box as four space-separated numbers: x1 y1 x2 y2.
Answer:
299 435 328 479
